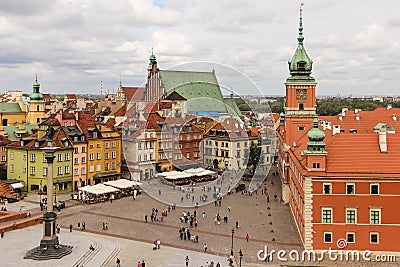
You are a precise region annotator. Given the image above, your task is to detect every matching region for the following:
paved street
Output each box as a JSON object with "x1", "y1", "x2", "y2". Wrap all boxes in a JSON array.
[{"x1": 3, "y1": 170, "x2": 398, "y2": 266}]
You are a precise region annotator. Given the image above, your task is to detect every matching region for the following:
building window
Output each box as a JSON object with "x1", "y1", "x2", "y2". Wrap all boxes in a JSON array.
[
  {"x1": 346, "y1": 208, "x2": 357, "y2": 224},
  {"x1": 74, "y1": 147, "x2": 79, "y2": 154},
  {"x1": 89, "y1": 143, "x2": 94, "y2": 149},
  {"x1": 186, "y1": 143, "x2": 190, "y2": 148},
  {"x1": 346, "y1": 232, "x2": 355, "y2": 243},
  {"x1": 323, "y1": 183, "x2": 331, "y2": 194},
  {"x1": 97, "y1": 142, "x2": 101, "y2": 148},
  {"x1": 105, "y1": 142, "x2": 109, "y2": 148},
  {"x1": 236, "y1": 151, "x2": 240, "y2": 158},
  {"x1": 186, "y1": 153, "x2": 190, "y2": 159},
  {"x1": 322, "y1": 208, "x2": 332, "y2": 223},
  {"x1": 105, "y1": 152, "x2": 109, "y2": 160},
  {"x1": 112, "y1": 151, "x2": 116, "y2": 159},
  {"x1": 65, "y1": 153, "x2": 70, "y2": 161},
  {"x1": 370, "y1": 183, "x2": 379, "y2": 195},
  {"x1": 10, "y1": 164, "x2": 14, "y2": 173},
  {"x1": 346, "y1": 183, "x2": 355, "y2": 194},
  {"x1": 58, "y1": 154, "x2": 62, "y2": 162},
  {"x1": 43, "y1": 167, "x2": 48, "y2": 176},
  {"x1": 370, "y1": 209, "x2": 381, "y2": 224},
  {"x1": 89, "y1": 153, "x2": 94, "y2": 160},
  {"x1": 312, "y1": 162, "x2": 320, "y2": 168},
  {"x1": 23, "y1": 154, "x2": 27, "y2": 161},
  {"x1": 10, "y1": 152, "x2": 14, "y2": 160},
  {"x1": 299, "y1": 103, "x2": 304, "y2": 110},
  {"x1": 324, "y1": 232, "x2": 332, "y2": 243},
  {"x1": 96, "y1": 164, "x2": 101, "y2": 172},
  {"x1": 65, "y1": 166, "x2": 70, "y2": 174},
  {"x1": 96, "y1": 152, "x2": 101, "y2": 160},
  {"x1": 112, "y1": 141, "x2": 116, "y2": 148},
  {"x1": 111, "y1": 162, "x2": 116, "y2": 170},
  {"x1": 105, "y1": 163, "x2": 109, "y2": 171},
  {"x1": 89, "y1": 164, "x2": 94, "y2": 172},
  {"x1": 81, "y1": 146, "x2": 86, "y2": 153},
  {"x1": 81, "y1": 167, "x2": 86, "y2": 174},
  {"x1": 57, "y1": 167, "x2": 62, "y2": 175},
  {"x1": 81, "y1": 157, "x2": 86, "y2": 163},
  {"x1": 23, "y1": 167, "x2": 26, "y2": 174},
  {"x1": 1, "y1": 155, "x2": 6, "y2": 161},
  {"x1": 298, "y1": 126, "x2": 305, "y2": 131},
  {"x1": 74, "y1": 158, "x2": 79, "y2": 164},
  {"x1": 370, "y1": 232, "x2": 379, "y2": 244},
  {"x1": 74, "y1": 168, "x2": 79, "y2": 175},
  {"x1": 30, "y1": 166, "x2": 35, "y2": 175},
  {"x1": 31, "y1": 153, "x2": 36, "y2": 162}
]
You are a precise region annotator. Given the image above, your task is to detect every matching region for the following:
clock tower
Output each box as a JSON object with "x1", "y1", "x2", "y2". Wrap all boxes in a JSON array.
[{"x1": 284, "y1": 6, "x2": 317, "y2": 147}]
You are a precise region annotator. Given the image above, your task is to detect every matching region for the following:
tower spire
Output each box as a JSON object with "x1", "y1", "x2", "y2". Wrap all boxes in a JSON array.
[{"x1": 297, "y1": 3, "x2": 304, "y2": 45}]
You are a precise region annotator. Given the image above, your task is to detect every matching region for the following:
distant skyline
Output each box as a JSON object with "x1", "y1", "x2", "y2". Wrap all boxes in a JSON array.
[{"x1": 0, "y1": 0, "x2": 399, "y2": 96}]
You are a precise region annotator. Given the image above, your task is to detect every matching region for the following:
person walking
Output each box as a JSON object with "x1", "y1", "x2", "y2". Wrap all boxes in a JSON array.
[
  {"x1": 82, "y1": 221, "x2": 86, "y2": 230},
  {"x1": 185, "y1": 256, "x2": 190, "y2": 266},
  {"x1": 246, "y1": 233, "x2": 250, "y2": 242},
  {"x1": 141, "y1": 260, "x2": 146, "y2": 267},
  {"x1": 145, "y1": 215, "x2": 148, "y2": 223},
  {"x1": 69, "y1": 224, "x2": 73, "y2": 233},
  {"x1": 116, "y1": 257, "x2": 120, "y2": 267},
  {"x1": 204, "y1": 242, "x2": 208, "y2": 252},
  {"x1": 137, "y1": 260, "x2": 142, "y2": 267}
]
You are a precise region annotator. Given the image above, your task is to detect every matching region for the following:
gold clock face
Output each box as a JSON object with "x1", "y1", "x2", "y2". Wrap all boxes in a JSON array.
[{"x1": 296, "y1": 89, "x2": 307, "y2": 100}]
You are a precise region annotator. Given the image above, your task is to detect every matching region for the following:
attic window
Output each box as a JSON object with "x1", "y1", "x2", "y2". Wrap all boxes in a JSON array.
[
  {"x1": 297, "y1": 61, "x2": 306, "y2": 71},
  {"x1": 349, "y1": 129, "x2": 357, "y2": 133}
]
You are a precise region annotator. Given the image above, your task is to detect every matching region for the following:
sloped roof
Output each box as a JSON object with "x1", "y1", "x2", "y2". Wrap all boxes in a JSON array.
[
  {"x1": 320, "y1": 107, "x2": 400, "y2": 134},
  {"x1": 114, "y1": 104, "x2": 127, "y2": 117},
  {"x1": 0, "y1": 103, "x2": 24, "y2": 113},
  {"x1": 160, "y1": 70, "x2": 228, "y2": 113},
  {"x1": 122, "y1": 87, "x2": 145, "y2": 102}
]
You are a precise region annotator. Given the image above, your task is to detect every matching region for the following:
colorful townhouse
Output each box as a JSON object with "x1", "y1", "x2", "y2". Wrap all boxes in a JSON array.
[{"x1": 7, "y1": 128, "x2": 73, "y2": 193}]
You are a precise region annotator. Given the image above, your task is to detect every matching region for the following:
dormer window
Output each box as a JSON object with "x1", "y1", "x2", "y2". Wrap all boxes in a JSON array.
[
  {"x1": 93, "y1": 132, "x2": 97, "y2": 138},
  {"x1": 297, "y1": 61, "x2": 306, "y2": 71}
]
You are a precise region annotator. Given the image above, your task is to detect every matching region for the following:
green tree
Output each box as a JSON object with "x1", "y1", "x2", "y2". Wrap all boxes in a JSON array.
[{"x1": 247, "y1": 142, "x2": 261, "y2": 174}]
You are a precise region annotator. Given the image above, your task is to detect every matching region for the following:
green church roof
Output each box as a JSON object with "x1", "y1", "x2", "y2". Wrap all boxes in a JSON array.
[
  {"x1": 29, "y1": 75, "x2": 44, "y2": 101},
  {"x1": 161, "y1": 70, "x2": 230, "y2": 114}
]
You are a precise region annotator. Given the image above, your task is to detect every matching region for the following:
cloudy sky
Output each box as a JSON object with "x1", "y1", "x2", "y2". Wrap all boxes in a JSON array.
[{"x1": 0, "y1": 0, "x2": 399, "y2": 96}]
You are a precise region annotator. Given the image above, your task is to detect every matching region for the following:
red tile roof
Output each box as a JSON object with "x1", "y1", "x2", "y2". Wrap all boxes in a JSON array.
[
  {"x1": 122, "y1": 87, "x2": 145, "y2": 101},
  {"x1": 114, "y1": 104, "x2": 127, "y2": 117}
]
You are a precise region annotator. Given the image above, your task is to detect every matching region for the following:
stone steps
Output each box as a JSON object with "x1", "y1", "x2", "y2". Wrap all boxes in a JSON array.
[{"x1": 24, "y1": 244, "x2": 73, "y2": 260}]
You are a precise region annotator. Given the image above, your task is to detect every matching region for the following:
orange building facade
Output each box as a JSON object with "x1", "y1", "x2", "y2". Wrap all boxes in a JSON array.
[{"x1": 278, "y1": 8, "x2": 400, "y2": 253}]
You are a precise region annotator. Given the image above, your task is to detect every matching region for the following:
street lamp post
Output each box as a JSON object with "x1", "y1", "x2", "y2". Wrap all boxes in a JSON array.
[
  {"x1": 238, "y1": 249, "x2": 243, "y2": 267},
  {"x1": 231, "y1": 228, "x2": 235, "y2": 256}
]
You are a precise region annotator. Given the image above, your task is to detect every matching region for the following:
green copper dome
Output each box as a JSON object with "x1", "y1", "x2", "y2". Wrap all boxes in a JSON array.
[
  {"x1": 29, "y1": 75, "x2": 44, "y2": 101},
  {"x1": 287, "y1": 7, "x2": 314, "y2": 79},
  {"x1": 307, "y1": 117, "x2": 324, "y2": 141}
]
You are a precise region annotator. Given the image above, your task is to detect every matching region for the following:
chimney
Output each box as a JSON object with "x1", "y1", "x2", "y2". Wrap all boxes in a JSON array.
[
  {"x1": 341, "y1": 108, "x2": 348, "y2": 116},
  {"x1": 338, "y1": 114, "x2": 343, "y2": 121},
  {"x1": 392, "y1": 114, "x2": 397, "y2": 121},
  {"x1": 19, "y1": 124, "x2": 25, "y2": 130},
  {"x1": 379, "y1": 129, "x2": 387, "y2": 153},
  {"x1": 355, "y1": 114, "x2": 360, "y2": 121},
  {"x1": 387, "y1": 104, "x2": 392, "y2": 110}
]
